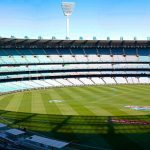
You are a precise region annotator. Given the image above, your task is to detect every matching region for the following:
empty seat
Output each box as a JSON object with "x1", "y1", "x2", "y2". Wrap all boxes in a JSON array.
[
  {"x1": 139, "y1": 77, "x2": 150, "y2": 84},
  {"x1": 132, "y1": 77, "x2": 139, "y2": 84},
  {"x1": 45, "y1": 79, "x2": 63, "y2": 87},
  {"x1": 126, "y1": 77, "x2": 134, "y2": 84},
  {"x1": 139, "y1": 56, "x2": 150, "y2": 62},
  {"x1": 115, "y1": 77, "x2": 127, "y2": 84},
  {"x1": 75, "y1": 55, "x2": 88, "y2": 62},
  {"x1": 33, "y1": 80, "x2": 52, "y2": 88},
  {"x1": 100, "y1": 55, "x2": 113, "y2": 62},
  {"x1": 61, "y1": 55, "x2": 76, "y2": 62},
  {"x1": 87, "y1": 55, "x2": 100, "y2": 62},
  {"x1": 91, "y1": 77, "x2": 105, "y2": 84},
  {"x1": 79, "y1": 78, "x2": 94, "y2": 85},
  {"x1": 55, "y1": 79, "x2": 73, "y2": 86},
  {"x1": 67, "y1": 78, "x2": 83, "y2": 86},
  {"x1": 103, "y1": 77, "x2": 116, "y2": 84}
]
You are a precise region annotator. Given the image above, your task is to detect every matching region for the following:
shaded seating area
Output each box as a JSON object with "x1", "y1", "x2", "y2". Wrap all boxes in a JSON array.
[{"x1": 0, "y1": 123, "x2": 70, "y2": 150}]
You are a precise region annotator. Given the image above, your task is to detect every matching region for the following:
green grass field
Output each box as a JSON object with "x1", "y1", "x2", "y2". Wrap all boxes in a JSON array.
[
  {"x1": 0, "y1": 85, "x2": 150, "y2": 150},
  {"x1": 0, "y1": 85, "x2": 150, "y2": 116}
]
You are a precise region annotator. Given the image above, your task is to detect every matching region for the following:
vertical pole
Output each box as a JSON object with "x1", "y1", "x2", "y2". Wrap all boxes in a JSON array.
[{"x1": 66, "y1": 16, "x2": 69, "y2": 38}]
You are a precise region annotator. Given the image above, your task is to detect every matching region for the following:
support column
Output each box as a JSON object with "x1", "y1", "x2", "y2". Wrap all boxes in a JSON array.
[{"x1": 66, "y1": 16, "x2": 70, "y2": 38}]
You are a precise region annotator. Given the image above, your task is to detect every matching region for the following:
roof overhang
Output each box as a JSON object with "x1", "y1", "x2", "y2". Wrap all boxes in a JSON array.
[{"x1": 0, "y1": 38, "x2": 150, "y2": 48}]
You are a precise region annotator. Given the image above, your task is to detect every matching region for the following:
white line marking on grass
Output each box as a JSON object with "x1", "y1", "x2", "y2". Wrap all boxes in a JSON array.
[{"x1": 49, "y1": 100, "x2": 64, "y2": 103}]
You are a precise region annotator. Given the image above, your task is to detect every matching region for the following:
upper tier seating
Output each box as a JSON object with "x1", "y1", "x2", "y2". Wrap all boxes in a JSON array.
[
  {"x1": 111, "y1": 49, "x2": 125, "y2": 62},
  {"x1": 0, "y1": 48, "x2": 150, "y2": 64}
]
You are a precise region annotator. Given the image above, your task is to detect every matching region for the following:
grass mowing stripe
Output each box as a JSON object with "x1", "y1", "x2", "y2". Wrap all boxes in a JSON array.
[
  {"x1": 97, "y1": 85, "x2": 150, "y2": 116},
  {"x1": 116, "y1": 86, "x2": 150, "y2": 105},
  {"x1": 84, "y1": 86, "x2": 120, "y2": 101},
  {"x1": 0, "y1": 95, "x2": 14, "y2": 110},
  {"x1": 50, "y1": 88, "x2": 79, "y2": 115},
  {"x1": 128, "y1": 85, "x2": 150, "y2": 92},
  {"x1": 18, "y1": 91, "x2": 32, "y2": 113},
  {"x1": 0, "y1": 95, "x2": 7, "y2": 101},
  {"x1": 5, "y1": 93, "x2": 23, "y2": 112},
  {"x1": 40, "y1": 91, "x2": 62, "y2": 115},
  {"x1": 115, "y1": 85, "x2": 149, "y2": 95},
  {"x1": 58, "y1": 87, "x2": 97, "y2": 116},
  {"x1": 84, "y1": 105, "x2": 112, "y2": 116},
  {"x1": 86, "y1": 87, "x2": 124, "y2": 116},
  {"x1": 78, "y1": 86, "x2": 114, "y2": 116},
  {"x1": 100, "y1": 104, "x2": 131, "y2": 116},
  {"x1": 31, "y1": 91, "x2": 46, "y2": 114},
  {"x1": 56, "y1": 87, "x2": 95, "y2": 115}
]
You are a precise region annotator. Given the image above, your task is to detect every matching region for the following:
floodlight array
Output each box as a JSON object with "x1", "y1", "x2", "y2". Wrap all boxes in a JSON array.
[{"x1": 62, "y1": 2, "x2": 75, "y2": 16}]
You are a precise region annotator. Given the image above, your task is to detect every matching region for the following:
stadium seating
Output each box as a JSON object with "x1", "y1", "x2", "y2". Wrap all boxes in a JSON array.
[
  {"x1": 91, "y1": 77, "x2": 105, "y2": 84},
  {"x1": 79, "y1": 78, "x2": 94, "y2": 85},
  {"x1": 0, "y1": 42, "x2": 150, "y2": 93},
  {"x1": 67, "y1": 78, "x2": 83, "y2": 86},
  {"x1": 139, "y1": 77, "x2": 150, "y2": 84},
  {"x1": 115, "y1": 77, "x2": 127, "y2": 84},
  {"x1": 103, "y1": 77, "x2": 116, "y2": 84},
  {"x1": 55, "y1": 79, "x2": 73, "y2": 86},
  {"x1": 132, "y1": 77, "x2": 140, "y2": 84}
]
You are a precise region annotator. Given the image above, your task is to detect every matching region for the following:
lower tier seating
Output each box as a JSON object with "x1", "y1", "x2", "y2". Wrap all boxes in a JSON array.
[{"x1": 0, "y1": 77, "x2": 149, "y2": 93}]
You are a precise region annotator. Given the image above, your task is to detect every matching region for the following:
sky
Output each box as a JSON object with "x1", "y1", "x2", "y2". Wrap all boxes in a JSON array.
[{"x1": 0, "y1": 0, "x2": 150, "y2": 40}]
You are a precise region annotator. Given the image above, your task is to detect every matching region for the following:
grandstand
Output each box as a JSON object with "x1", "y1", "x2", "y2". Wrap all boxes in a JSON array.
[{"x1": 0, "y1": 38, "x2": 150, "y2": 93}]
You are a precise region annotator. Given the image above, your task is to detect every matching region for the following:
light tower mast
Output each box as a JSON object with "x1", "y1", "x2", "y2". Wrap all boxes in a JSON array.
[{"x1": 61, "y1": 1, "x2": 75, "y2": 39}]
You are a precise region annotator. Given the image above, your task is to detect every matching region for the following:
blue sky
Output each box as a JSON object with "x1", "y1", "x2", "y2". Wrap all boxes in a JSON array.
[{"x1": 0, "y1": 0, "x2": 150, "y2": 40}]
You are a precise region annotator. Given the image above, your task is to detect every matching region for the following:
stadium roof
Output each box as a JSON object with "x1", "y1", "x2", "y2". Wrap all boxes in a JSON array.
[
  {"x1": 0, "y1": 123, "x2": 7, "y2": 128},
  {"x1": 0, "y1": 38, "x2": 150, "y2": 48},
  {"x1": 6, "y1": 129, "x2": 25, "y2": 136},
  {"x1": 26, "y1": 135, "x2": 69, "y2": 148}
]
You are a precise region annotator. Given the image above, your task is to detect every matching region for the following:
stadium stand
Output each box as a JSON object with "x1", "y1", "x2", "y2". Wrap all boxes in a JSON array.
[
  {"x1": 0, "y1": 38, "x2": 150, "y2": 93},
  {"x1": 103, "y1": 77, "x2": 116, "y2": 84},
  {"x1": 0, "y1": 123, "x2": 69, "y2": 150}
]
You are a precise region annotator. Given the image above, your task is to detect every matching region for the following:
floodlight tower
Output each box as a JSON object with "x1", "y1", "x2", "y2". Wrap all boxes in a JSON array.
[{"x1": 61, "y1": 1, "x2": 75, "y2": 39}]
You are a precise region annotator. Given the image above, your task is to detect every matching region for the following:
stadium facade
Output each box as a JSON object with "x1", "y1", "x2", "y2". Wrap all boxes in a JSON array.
[{"x1": 0, "y1": 38, "x2": 150, "y2": 94}]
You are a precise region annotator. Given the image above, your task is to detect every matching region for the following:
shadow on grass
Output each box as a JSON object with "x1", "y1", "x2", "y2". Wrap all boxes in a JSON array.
[{"x1": 0, "y1": 110, "x2": 150, "y2": 150}]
